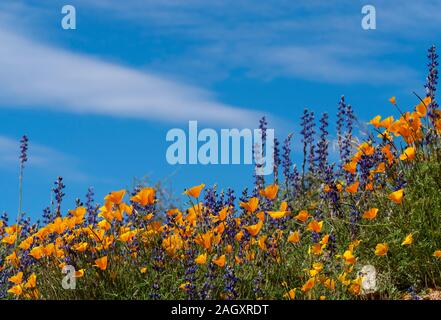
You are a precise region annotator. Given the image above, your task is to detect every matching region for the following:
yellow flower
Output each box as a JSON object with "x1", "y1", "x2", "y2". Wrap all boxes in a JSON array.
[
  {"x1": 75, "y1": 269, "x2": 85, "y2": 278},
  {"x1": 324, "y1": 278, "x2": 336, "y2": 290},
  {"x1": 309, "y1": 243, "x2": 323, "y2": 255},
  {"x1": 389, "y1": 96, "x2": 396, "y2": 104},
  {"x1": 306, "y1": 220, "x2": 323, "y2": 233},
  {"x1": 267, "y1": 210, "x2": 287, "y2": 219},
  {"x1": 345, "y1": 181, "x2": 359, "y2": 194},
  {"x1": 433, "y1": 250, "x2": 441, "y2": 258},
  {"x1": 5, "y1": 251, "x2": 20, "y2": 267},
  {"x1": 239, "y1": 197, "x2": 259, "y2": 213},
  {"x1": 342, "y1": 250, "x2": 356, "y2": 265},
  {"x1": 301, "y1": 278, "x2": 315, "y2": 293},
  {"x1": 19, "y1": 236, "x2": 34, "y2": 250},
  {"x1": 140, "y1": 267, "x2": 148, "y2": 274},
  {"x1": 73, "y1": 242, "x2": 89, "y2": 252},
  {"x1": 401, "y1": 233, "x2": 413, "y2": 246},
  {"x1": 69, "y1": 206, "x2": 87, "y2": 218},
  {"x1": 256, "y1": 211, "x2": 265, "y2": 222},
  {"x1": 343, "y1": 161, "x2": 357, "y2": 174},
  {"x1": 194, "y1": 231, "x2": 213, "y2": 250},
  {"x1": 415, "y1": 96, "x2": 431, "y2": 117},
  {"x1": 339, "y1": 272, "x2": 351, "y2": 286},
  {"x1": 369, "y1": 115, "x2": 382, "y2": 128},
  {"x1": 259, "y1": 184, "x2": 279, "y2": 200},
  {"x1": 179, "y1": 282, "x2": 191, "y2": 291},
  {"x1": 2, "y1": 234, "x2": 17, "y2": 245},
  {"x1": 29, "y1": 246, "x2": 44, "y2": 260},
  {"x1": 349, "y1": 277, "x2": 363, "y2": 295},
  {"x1": 104, "y1": 189, "x2": 126, "y2": 205},
  {"x1": 211, "y1": 206, "x2": 229, "y2": 222},
  {"x1": 195, "y1": 253, "x2": 208, "y2": 265},
  {"x1": 212, "y1": 255, "x2": 226, "y2": 268},
  {"x1": 380, "y1": 116, "x2": 394, "y2": 129},
  {"x1": 312, "y1": 262, "x2": 323, "y2": 272},
  {"x1": 244, "y1": 221, "x2": 263, "y2": 237},
  {"x1": 375, "y1": 243, "x2": 389, "y2": 256},
  {"x1": 8, "y1": 272, "x2": 23, "y2": 285},
  {"x1": 97, "y1": 219, "x2": 111, "y2": 230},
  {"x1": 362, "y1": 208, "x2": 379, "y2": 220},
  {"x1": 399, "y1": 146, "x2": 416, "y2": 161},
  {"x1": 119, "y1": 230, "x2": 137, "y2": 243},
  {"x1": 284, "y1": 288, "x2": 296, "y2": 300},
  {"x1": 294, "y1": 210, "x2": 310, "y2": 222},
  {"x1": 24, "y1": 273, "x2": 37, "y2": 289},
  {"x1": 258, "y1": 236, "x2": 267, "y2": 251},
  {"x1": 320, "y1": 234, "x2": 329, "y2": 246},
  {"x1": 288, "y1": 231, "x2": 300, "y2": 243},
  {"x1": 183, "y1": 184, "x2": 205, "y2": 198},
  {"x1": 94, "y1": 256, "x2": 108, "y2": 271},
  {"x1": 388, "y1": 189, "x2": 404, "y2": 204},
  {"x1": 130, "y1": 187, "x2": 156, "y2": 206},
  {"x1": 7, "y1": 285, "x2": 23, "y2": 296},
  {"x1": 162, "y1": 234, "x2": 184, "y2": 255}
]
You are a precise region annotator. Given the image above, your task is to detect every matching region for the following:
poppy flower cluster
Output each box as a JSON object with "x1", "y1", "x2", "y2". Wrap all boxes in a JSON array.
[{"x1": 0, "y1": 47, "x2": 440, "y2": 300}]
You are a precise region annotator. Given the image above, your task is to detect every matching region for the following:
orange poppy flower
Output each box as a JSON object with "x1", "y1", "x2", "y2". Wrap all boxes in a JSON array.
[{"x1": 184, "y1": 184, "x2": 205, "y2": 198}]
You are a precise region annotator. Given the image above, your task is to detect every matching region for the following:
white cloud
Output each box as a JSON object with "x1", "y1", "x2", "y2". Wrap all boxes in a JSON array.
[
  {"x1": 70, "y1": 0, "x2": 438, "y2": 85},
  {"x1": 259, "y1": 45, "x2": 418, "y2": 84},
  {"x1": 0, "y1": 26, "x2": 262, "y2": 127}
]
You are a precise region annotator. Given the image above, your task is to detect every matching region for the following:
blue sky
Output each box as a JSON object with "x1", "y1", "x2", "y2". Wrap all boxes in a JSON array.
[{"x1": 0, "y1": 0, "x2": 440, "y2": 220}]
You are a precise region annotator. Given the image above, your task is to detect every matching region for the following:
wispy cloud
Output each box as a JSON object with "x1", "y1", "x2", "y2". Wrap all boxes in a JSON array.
[
  {"x1": 0, "y1": 135, "x2": 88, "y2": 182},
  {"x1": 71, "y1": 0, "x2": 439, "y2": 85},
  {"x1": 0, "y1": 23, "x2": 262, "y2": 127}
]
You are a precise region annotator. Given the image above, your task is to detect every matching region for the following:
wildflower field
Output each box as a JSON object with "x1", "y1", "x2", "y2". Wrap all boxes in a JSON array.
[{"x1": 1, "y1": 47, "x2": 441, "y2": 301}]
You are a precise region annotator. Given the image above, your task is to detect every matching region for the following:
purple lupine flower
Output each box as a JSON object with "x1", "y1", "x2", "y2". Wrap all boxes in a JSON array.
[
  {"x1": 349, "y1": 209, "x2": 361, "y2": 236},
  {"x1": 42, "y1": 206, "x2": 53, "y2": 224},
  {"x1": 342, "y1": 104, "x2": 356, "y2": 164},
  {"x1": 150, "y1": 246, "x2": 165, "y2": 299},
  {"x1": 273, "y1": 137, "x2": 280, "y2": 183},
  {"x1": 239, "y1": 188, "x2": 249, "y2": 205},
  {"x1": 259, "y1": 116, "x2": 268, "y2": 143},
  {"x1": 52, "y1": 176, "x2": 66, "y2": 217},
  {"x1": 282, "y1": 134, "x2": 293, "y2": 185},
  {"x1": 337, "y1": 96, "x2": 346, "y2": 161},
  {"x1": 183, "y1": 248, "x2": 198, "y2": 299},
  {"x1": 223, "y1": 265, "x2": 239, "y2": 300},
  {"x1": 338, "y1": 96, "x2": 356, "y2": 181},
  {"x1": 19, "y1": 135, "x2": 29, "y2": 169},
  {"x1": 425, "y1": 45, "x2": 439, "y2": 122},
  {"x1": 300, "y1": 109, "x2": 310, "y2": 183},
  {"x1": 408, "y1": 286, "x2": 422, "y2": 300},
  {"x1": 252, "y1": 270, "x2": 264, "y2": 299},
  {"x1": 291, "y1": 164, "x2": 301, "y2": 197},
  {"x1": 150, "y1": 283, "x2": 161, "y2": 300},
  {"x1": 204, "y1": 186, "x2": 218, "y2": 212},
  {"x1": 1, "y1": 211, "x2": 8, "y2": 226},
  {"x1": 316, "y1": 113, "x2": 329, "y2": 176},
  {"x1": 328, "y1": 232, "x2": 337, "y2": 256},
  {"x1": 323, "y1": 164, "x2": 341, "y2": 217},
  {"x1": 307, "y1": 111, "x2": 316, "y2": 173},
  {"x1": 225, "y1": 188, "x2": 235, "y2": 211},
  {"x1": 85, "y1": 187, "x2": 97, "y2": 225},
  {"x1": 200, "y1": 262, "x2": 216, "y2": 299}
]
